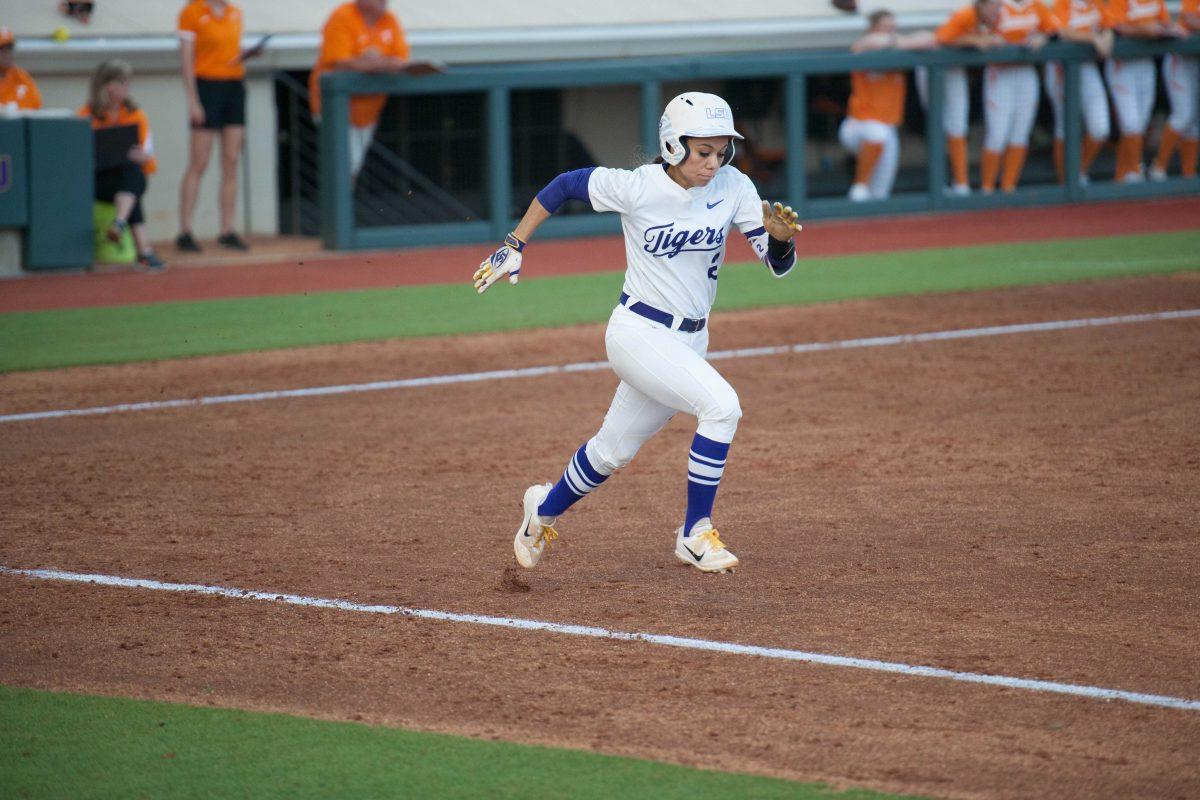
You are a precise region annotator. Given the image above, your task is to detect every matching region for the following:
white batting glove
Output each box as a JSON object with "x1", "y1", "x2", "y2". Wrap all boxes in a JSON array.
[{"x1": 473, "y1": 233, "x2": 526, "y2": 294}]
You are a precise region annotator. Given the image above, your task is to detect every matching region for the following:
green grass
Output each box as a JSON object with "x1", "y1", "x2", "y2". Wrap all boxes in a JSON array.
[
  {"x1": 0, "y1": 230, "x2": 1196, "y2": 372},
  {"x1": 0, "y1": 685, "x2": 917, "y2": 800}
]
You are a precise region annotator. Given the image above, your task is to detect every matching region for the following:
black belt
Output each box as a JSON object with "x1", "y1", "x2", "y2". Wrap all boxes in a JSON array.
[{"x1": 619, "y1": 293, "x2": 706, "y2": 333}]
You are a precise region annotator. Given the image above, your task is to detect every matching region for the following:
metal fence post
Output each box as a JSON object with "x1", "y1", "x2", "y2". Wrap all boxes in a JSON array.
[
  {"x1": 319, "y1": 74, "x2": 353, "y2": 250},
  {"x1": 926, "y1": 64, "x2": 946, "y2": 211},
  {"x1": 784, "y1": 73, "x2": 807, "y2": 213},
  {"x1": 1062, "y1": 58, "x2": 1083, "y2": 201},
  {"x1": 488, "y1": 86, "x2": 512, "y2": 240},
  {"x1": 641, "y1": 81, "x2": 661, "y2": 161}
]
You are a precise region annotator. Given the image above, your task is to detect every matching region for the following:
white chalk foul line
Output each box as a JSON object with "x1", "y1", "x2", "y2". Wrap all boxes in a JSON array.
[
  {"x1": 3, "y1": 565, "x2": 1197, "y2": 712},
  {"x1": 3, "y1": 308, "x2": 1198, "y2": 425}
]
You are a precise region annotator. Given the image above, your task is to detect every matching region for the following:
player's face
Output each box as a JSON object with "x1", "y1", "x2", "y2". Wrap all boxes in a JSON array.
[
  {"x1": 0, "y1": 45, "x2": 13, "y2": 70},
  {"x1": 357, "y1": 0, "x2": 388, "y2": 17},
  {"x1": 104, "y1": 77, "x2": 130, "y2": 107},
  {"x1": 676, "y1": 136, "x2": 731, "y2": 188},
  {"x1": 977, "y1": 0, "x2": 1001, "y2": 27},
  {"x1": 874, "y1": 14, "x2": 897, "y2": 33}
]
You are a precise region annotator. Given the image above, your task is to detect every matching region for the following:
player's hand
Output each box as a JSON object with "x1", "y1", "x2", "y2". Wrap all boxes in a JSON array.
[
  {"x1": 127, "y1": 146, "x2": 151, "y2": 165},
  {"x1": 761, "y1": 201, "x2": 802, "y2": 241},
  {"x1": 1094, "y1": 29, "x2": 1115, "y2": 59},
  {"x1": 473, "y1": 233, "x2": 526, "y2": 294},
  {"x1": 188, "y1": 99, "x2": 205, "y2": 127},
  {"x1": 1025, "y1": 32, "x2": 1047, "y2": 50}
]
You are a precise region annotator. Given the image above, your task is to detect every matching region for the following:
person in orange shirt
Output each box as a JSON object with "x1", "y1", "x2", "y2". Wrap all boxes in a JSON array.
[
  {"x1": 1043, "y1": 0, "x2": 1114, "y2": 184},
  {"x1": 1105, "y1": 0, "x2": 1180, "y2": 181},
  {"x1": 920, "y1": 0, "x2": 1006, "y2": 195},
  {"x1": 0, "y1": 28, "x2": 42, "y2": 111},
  {"x1": 840, "y1": 10, "x2": 936, "y2": 201},
  {"x1": 177, "y1": 0, "x2": 256, "y2": 252},
  {"x1": 310, "y1": 0, "x2": 411, "y2": 179},
  {"x1": 1150, "y1": 0, "x2": 1199, "y2": 179},
  {"x1": 79, "y1": 60, "x2": 165, "y2": 270}
]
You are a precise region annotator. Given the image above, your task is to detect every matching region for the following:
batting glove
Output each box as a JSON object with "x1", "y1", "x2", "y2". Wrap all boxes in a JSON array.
[{"x1": 473, "y1": 233, "x2": 526, "y2": 294}]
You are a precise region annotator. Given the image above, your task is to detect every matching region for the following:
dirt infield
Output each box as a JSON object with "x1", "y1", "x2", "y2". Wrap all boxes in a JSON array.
[
  {"x1": 2, "y1": 273, "x2": 1199, "y2": 799},
  {"x1": 2, "y1": 195, "x2": 1198, "y2": 314}
]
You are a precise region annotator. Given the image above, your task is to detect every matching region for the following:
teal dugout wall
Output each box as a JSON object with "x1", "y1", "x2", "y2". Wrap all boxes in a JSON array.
[
  {"x1": 320, "y1": 36, "x2": 1200, "y2": 251},
  {"x1": 0, "y1": 119, "x2": 29, "y2": 230}
]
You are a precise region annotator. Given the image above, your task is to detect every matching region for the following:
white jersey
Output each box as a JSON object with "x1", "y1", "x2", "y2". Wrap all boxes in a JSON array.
[{"x1": 587, "y1": 163, "x2": 788, "y2": 320}]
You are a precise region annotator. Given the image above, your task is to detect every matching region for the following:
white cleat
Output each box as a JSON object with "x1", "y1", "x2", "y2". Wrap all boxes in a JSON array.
[
  {"x1": 1148, "y1": 165, "x2": 1168, "y2": 183},
  {"x1": 848, "y1": 183, "x2": 872, "y2": 202},
  {"x1": 675, "y1": 520, "x2": 739, "y2": 573},
  {"x1": 514, "y1": 483, "x2": 558, "y2": 568},
  {"x1": 947, "y1": 183, "x2": 970, "y2": 197}
]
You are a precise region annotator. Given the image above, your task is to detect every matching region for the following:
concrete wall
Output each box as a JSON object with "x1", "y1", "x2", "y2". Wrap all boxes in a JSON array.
[{"x1": 33, "y1": 71, "x2": 277, "y2": 243}]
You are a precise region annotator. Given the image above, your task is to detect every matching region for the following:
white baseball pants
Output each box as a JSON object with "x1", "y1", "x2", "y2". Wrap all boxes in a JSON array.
[
  {"x1": 983, "y1": 64, "x2": 1040, "y2": 151},
  {"x1": 1043, "y1": 61, "x2": 1111, "y2": 140},
  {"x1": 838, "y1": 117, "x2": 900, "y2": 198},
  {"x1": 915, "y1": 66, "x2": 970, "y2": 137},
  {"x1": 1163, "y1": 53, "x2": 1200, "y2": 138},
  {"x1": 1105, "y1": 58, "x2": 1157, "y2": 135},
  {"x1": 587, "y1": 304, "x2": 741, "y2": 475}
]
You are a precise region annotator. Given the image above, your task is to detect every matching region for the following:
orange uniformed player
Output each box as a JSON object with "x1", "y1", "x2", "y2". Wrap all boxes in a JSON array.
[
  {"x1": 0, "y1": 28, "x2": 42, "y2": 111},
  {"x1": 176, "y1": 0, "x2": 256, "y2": 252},
  {"x1": 1150, "y1": 0, "x2": 1198, "y2": 179},
  {"x1": 1105, "y1": 0, "x2": 1178, "y2": 181},
  {"x1": 1043, "y1": 0, "x2": 1114, "y2": 183},
  {"x1": 78, "y1": 60, "x2": 165, "y2": 270},
  {"x1": 839, "y1": 10, "x2": 936, "y2": 201},
  {"x1": 926, "y1": 0, "x2": 1005, "y2": 195},
  {"x1": 310, "y1": 0, "x2": 411, "y2": 179}
]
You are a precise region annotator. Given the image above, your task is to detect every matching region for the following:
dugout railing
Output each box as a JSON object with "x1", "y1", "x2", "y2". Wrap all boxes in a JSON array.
[{"x1": 319, "y1": 37, "x2": 1200, "y2": 251}]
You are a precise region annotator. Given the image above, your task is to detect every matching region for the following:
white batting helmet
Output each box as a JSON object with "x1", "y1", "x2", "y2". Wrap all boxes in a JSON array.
[{"x1": 658, "y1": 92, "x2": 743, "y2": 167}]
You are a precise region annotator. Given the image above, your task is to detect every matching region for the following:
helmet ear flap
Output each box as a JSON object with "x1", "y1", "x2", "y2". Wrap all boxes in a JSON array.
[{"x1": 722, "y1": 140, "x2": 736, "y2": 167}]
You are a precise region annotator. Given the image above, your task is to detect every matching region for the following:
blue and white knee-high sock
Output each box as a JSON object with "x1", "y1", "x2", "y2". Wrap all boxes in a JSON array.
[
  {"x1": 538, "y1": 442, "x2": 610, "y2": 518},
  {"x1": 684, "y1": 433, "x2": 730, "y2": 535}
]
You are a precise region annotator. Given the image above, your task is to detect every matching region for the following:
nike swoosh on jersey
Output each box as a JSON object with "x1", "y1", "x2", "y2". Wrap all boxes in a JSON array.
[{"x1": 706, "y1": 199, "x2": 724, "y2": 209}]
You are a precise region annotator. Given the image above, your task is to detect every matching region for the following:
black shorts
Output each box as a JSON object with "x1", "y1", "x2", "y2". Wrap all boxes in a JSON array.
[
  {"x1": 195, "y1": 78, "x2": 246, "y2": 130},
  {"x1": 95, "y1": 163, "x2": 147, "y2": 225}
]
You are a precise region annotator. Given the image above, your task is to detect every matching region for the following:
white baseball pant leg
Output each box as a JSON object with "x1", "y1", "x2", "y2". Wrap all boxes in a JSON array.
[
  {"x1": 915, "y1": 66, "x2": 970, "y2": 137},
  {"x1": 1105, "y1": 58, "x2": 1157, "y2": 134},
  {"x1": 1163, "y1": 53, "x2": 1200, "y2": 138},
  {"x1": 838, "y1": 118, "x2": 900, "y2": 198},
  {"x1": 1044, "y1": 61, "x2": 1110, "y2": 140},
  {"x1": 348, "y1": 123, "x2": 378, "y2": 179},
  {"x1": 983, "y1": 64, "x2": 1040, "y2": 151},
  {"x1": 587, "y1": 305, "x2": 741, "y2": 476}
]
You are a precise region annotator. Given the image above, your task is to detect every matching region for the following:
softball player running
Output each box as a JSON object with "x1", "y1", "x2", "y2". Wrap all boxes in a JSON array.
[
  {"x1": 974, "y1": 0, "x2": 1059, "y2": 193},
  {"x1": 473, "y1": 92, "x2": 802, "y2": 573},
  {"x1": 1106, "y1": 0, "x2": 1177, "y2": 182},
  {"x1": 841, "y1": 10, "x2": 936, "y2": 201},
  {"x1": 1044, "y1": 0, "x2": 1114, "y2": 183},
  {"x1": 920, "y1": 0, "x2": 1006, "y2": 195},
  {"x1": 1150, "y1": 0, "x2": 1199, "y2": 179}
]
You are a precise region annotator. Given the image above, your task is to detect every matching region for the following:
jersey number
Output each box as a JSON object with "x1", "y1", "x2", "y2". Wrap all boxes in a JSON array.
[{"x1": 707, "y1": 252, "x2": 720, "y2": 281}]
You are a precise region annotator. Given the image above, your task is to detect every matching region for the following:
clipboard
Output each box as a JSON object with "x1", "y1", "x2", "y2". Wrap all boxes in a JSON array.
[
  {"x1": 93, "y1": 124, "x2": 139, "y2": 171},
  {"x1": 239, "y1": 33, "x2": 273, "y2": 63}
]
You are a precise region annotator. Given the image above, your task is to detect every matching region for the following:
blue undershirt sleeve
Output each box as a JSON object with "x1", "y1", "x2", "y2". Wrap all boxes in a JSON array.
[{"x1": 535, "y1": 167, "x2": 598, "y2": 214}]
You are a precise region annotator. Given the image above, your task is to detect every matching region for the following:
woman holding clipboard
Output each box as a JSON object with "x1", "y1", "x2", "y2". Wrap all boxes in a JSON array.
[{"x1": 78, "y1": 60, "x2": 165, "y2": 270}]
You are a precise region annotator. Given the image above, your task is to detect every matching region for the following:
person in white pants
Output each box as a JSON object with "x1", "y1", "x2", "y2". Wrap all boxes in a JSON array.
[
  {"x1": 472, "y1": 92, "x2": 802, "y2": 574},
  {"x1": 1150, "y1": 0, "x2": 1200, "y2": 179},
  {"x1": 1043, "y1": 0, "x2": 1115, "y2": 184},
  {"x1": 840, "y1": 10, "x2": 936, "y2": 200},
  {"x1": 1105, "y1": 0, "x2": 1180, "y2": 182}
]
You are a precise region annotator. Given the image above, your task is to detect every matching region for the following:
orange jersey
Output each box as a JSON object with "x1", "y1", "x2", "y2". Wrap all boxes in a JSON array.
[
  {"x1": 178, "y1": 0, "x2": 245, "y2": 81},
  {"x1": 78, "y1": 103, "x2": 158, "y2": 176},
  {"x1": 310, "y1": 2, "x2": 410, "y2": 128},
  {"x1": 848, "y1": 70, "x2": 906, "y2": 126},
  {"x1": 0, "y1": 66, "x2": 42, "y2": 110},
  {"x1": 995, "y1": 0, "x2": 1059, "y2": 43},
  {"x1": 1180, "y1": 0, "x2": 1199, "y2": 32},
  {"x1": 1052, "y1": 0, "x2": 1113, "y2": 32},
  {"x1": 1107, "y1": 0, "x2": 1169, "y2": 28},
  {"x1": 937, "y1": 6, "x2": 993, "y2": 43}
]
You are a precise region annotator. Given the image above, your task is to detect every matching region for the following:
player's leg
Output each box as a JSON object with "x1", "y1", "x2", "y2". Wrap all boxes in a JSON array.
[
  {"x1": 349, "y1": 123, "x2": 378, "y2": 181},
  {"x1": 868, "y1": 124, "x2": 900, "y2": 199},
  {"x1": 838, "y1": 118, "x2": 872, "y2": 201},
  {"x1": 1000, "y1": 66, "x2": 1038, "y2": 192},
  {"x1": 1081, "y1": 63, "x2": 1110, "y2": 179},
  {"x1": 218, "y1": 124, "x2": 246, "y2": 246},
  {"x1": 1106, "y1": 59, "x2": 1140, "y2": 181},
  {"x1": 981, "y1": 66, "x2": 1008, "y2": 193},
  {"x1": 1154, "y1": 54, "x2": 1198, "y2": 179},
  {"x1": 1125, "y1": 59, "x2": 1156, "y2": 181},
  {"x1": 178, "y1": 128, "x2": 214, "y2": 248},
  {"x1": 945, "y1": 68, "x2": 970, "y2": 192},
  {"x1": 1044, "y1": 62, "x2": 1066, "y2": 182}
]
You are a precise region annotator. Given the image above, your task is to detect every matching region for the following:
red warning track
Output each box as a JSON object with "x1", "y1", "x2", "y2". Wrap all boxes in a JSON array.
[{"x1": 1, "y1": 196, "x2": 1197, "y2": 314}]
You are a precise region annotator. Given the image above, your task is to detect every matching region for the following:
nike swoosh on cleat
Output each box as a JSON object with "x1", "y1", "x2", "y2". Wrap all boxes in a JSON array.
[
  {"x1": 685, "y1": 546, "x2": 704, "y2": 562},
  {"x1": 706, "y1": 200, "x2": 724, "y2": 209}
]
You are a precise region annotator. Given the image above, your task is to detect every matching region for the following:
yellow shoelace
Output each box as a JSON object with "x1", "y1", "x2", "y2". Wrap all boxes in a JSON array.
[
  {"x1": 694, "y1": 529, "x2": 726, "y2": 552},
  {"x1": 537, "y1": 524, "x2": 559, "y2": 549}
]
